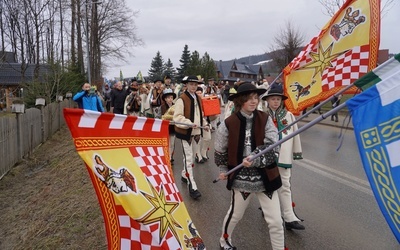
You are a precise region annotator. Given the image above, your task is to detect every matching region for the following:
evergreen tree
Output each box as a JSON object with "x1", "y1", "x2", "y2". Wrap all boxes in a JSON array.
[
  {"x1": 176, "y1": 44, "x2": 191, "y2": 80},
  {"x1": 201, "y1": 52, "x2": 217, "y2": 81},
  {"x1": 187, "y1": 51, "x2": 202, "y2": 77},
  {"x1": 163, "y1": 58, "x2": 177, "y2": 82},
  {"x1": 148, "y1": 51, "x2": 165, "y2": 82}
]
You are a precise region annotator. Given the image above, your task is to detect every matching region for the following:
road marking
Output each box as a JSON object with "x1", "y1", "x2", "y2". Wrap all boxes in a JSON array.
[{"x1": 296, "y1": 158, "x2": 373, "y2": 196}]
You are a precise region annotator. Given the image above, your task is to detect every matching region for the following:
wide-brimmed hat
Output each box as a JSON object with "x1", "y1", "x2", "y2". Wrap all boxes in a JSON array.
[
  {"x1": 181, "y1": 75, "x2": 199, "y2": 84},
  {"x1": 228, "y1": 82, "x2": 266, "y2": 101},
  {"x1": 262, "y1": 86, "x2": 288, "y2": 100},
  {"x1": 162, "y1": 88, "x2": 176, "y2": 100}
]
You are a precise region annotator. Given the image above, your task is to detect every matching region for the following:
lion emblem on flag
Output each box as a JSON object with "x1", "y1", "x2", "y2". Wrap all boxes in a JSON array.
[
  {"x1": 93, "y1": 155, "x2": 137, "y2": 194},
  {"x1": 290, "y1": 79, "x2": 316, "y2": 101}
]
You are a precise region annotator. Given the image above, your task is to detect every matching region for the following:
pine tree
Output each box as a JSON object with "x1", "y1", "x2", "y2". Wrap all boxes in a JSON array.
[
  {"x1": 163, "y1": 58, "x2": 177, "y2": 82},
  {"x1": 176, "y1": 44, "x2": 191, "y2": 80},
  {"x1": 187, "y1": 51, "x2": 202, "y2": 77},
  {"x1": 148, "y1": 51, "x2": 165, "y2": 82},
  {"x1": 201, "y1": 52, "x2": 217, "y2": 81}
]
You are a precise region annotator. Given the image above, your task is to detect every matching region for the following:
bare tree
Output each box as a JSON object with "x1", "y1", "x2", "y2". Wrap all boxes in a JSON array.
[
  {"x1": 270, "y1": 20, "x2": 305, "y2": 72},
  {"x1": 0, "y1": 0, "x2": 142, "y2": 106},
  {"x1": 319, "y1": 0, "x2": 395, "y2": 18}
]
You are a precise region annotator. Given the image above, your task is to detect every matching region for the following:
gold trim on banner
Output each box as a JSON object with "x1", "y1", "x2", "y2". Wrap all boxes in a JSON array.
[
  {"x1": 74, "y1": 137, "x2": 168, "y2": 150},
  {"x1": 88, "y1": 166, "x2": 120, "y2": 249}
]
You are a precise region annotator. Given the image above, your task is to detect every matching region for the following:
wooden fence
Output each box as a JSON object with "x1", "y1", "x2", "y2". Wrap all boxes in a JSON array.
[{"x1": 0, "y1": 99, "x2": 73, "y2": 179}]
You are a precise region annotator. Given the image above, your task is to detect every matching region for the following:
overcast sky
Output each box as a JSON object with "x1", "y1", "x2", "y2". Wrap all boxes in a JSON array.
[{"x1": 105, "y1": 0, "x2": 400, "y2": 79}]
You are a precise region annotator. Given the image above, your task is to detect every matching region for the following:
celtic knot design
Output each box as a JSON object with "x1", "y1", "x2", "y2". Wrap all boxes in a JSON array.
[{"x1": 368, "y1": 148, "x2": 400, "y2": 227}]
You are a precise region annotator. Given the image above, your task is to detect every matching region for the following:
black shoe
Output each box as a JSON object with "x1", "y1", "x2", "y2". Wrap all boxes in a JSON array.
[
  {"x1": 335, "y1": 119, "x2": 339, "y2": 122},
  {"x1": 201, "y1": 156, "x2": 208, "y2": 162},
  {"x1": 195, "y1": 155, "x2": 205, "y2": 164},
  {"x1": 189, "y1": 189, "x2": 201, "y2": 199},
  {"x1": 285, "y1": 221, "x2": 305, "y2": 230},
  {"x1": 220, "y1": 244, "x2": 237, "y2": 250},
  {"x1": 181, "y1": 176, "x2": 188, "y2": 184}
]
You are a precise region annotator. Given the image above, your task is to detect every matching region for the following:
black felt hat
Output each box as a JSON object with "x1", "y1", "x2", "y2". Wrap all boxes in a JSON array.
[
  {"x1": 228, "y1": 82, "x2": 266, "y2": 101},
  {"x1": 181, "y1": 75, "x2": 199, "y2": 84},
  {"x1": 262, "y1": 86, "x2": 288, "y2": 100}
]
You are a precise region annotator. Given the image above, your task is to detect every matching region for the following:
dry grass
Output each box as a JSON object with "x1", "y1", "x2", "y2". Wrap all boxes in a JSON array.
[{"x1": 0, "y1": 127, "x2": 107, "y2": 250}]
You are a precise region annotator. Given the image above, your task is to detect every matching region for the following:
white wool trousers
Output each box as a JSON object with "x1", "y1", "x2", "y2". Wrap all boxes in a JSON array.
[
  {"x1": 277, "y1": 167, "x2": 301, "y2": 222},
  {"x1": 179, "y1": 137, "x2": 200, "y2": 190},
  {"x1": 220, "y1": 189, "x2": 284, "y2": 250}
]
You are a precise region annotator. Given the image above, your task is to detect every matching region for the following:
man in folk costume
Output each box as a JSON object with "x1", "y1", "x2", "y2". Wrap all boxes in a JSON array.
[
  {"x1": 214, "y1": 83, "x2": 284, "y2": 250},
  {"x1": 160, "y1": 88, "x2": 177, "y2": 165},
  {"x1": 262, "y1": 86, "x2": 305, "y2": 230},
  {"x1": 138, "y1": 82, "x2": 150, "y2": 117},
  {"x1": 173, "y1": 75, "x2": 210, "y2": 199},
  {"x1": 124, "y1": 80, "x2": 141, "y2": 116},
  {"x1": 150, "y1": 79, "x2": 164, "y2": 118}
]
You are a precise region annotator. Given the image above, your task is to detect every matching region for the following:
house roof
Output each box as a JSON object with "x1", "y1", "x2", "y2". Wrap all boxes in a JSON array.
[
  {"x1": 215, "y1": 60, "x2": 262, "y2": 82},
  {"x1": 0, "y1": 63, "x2": 51, "y2": 86}
]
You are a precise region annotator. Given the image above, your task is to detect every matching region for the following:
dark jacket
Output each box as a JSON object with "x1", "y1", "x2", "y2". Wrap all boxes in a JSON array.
[{"x1": 224, "y1": 110, "x2": 281, "y2": 192}]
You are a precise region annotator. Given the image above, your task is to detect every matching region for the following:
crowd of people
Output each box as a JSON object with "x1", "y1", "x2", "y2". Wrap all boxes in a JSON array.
[{"x1": 72, "y1": 76, "x2": 305, "y2": 250}]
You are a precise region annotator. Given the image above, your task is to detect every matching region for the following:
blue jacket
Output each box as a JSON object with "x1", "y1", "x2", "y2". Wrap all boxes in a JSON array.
[{"x1": 73, "y1": 91, "x2": 104, "y2": 112}]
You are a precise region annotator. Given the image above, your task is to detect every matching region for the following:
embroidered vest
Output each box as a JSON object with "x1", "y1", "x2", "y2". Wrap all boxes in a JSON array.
[
  {"x1": 224, "y1": 110, "x2": 281, "y2": 192},
  {"x1": 174, "y1": 92, "x2": 204, "y2": 141}
]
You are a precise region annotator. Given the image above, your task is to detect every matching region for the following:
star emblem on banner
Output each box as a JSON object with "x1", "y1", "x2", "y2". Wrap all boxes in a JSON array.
[
  {"x1": 138, "y1": 180, "x2": 182, "y2": 243},
  {"x1": 299, "y1": 42, "x2": 344, "y2": 77}
]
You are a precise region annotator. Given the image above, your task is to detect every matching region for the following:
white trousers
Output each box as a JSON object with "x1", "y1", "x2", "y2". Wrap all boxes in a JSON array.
[
  {"x1": 179, "y1": 137, "x2": 200, "y2": 190},
  {"x1": 194, "y1": 129, "x2": 211, "y2": 160},
  {"x1": 220, "y1": 189, "x2": 284, "y2": 250},
  {"x1": 169, "y1": 134, "x2": 175, "y2": 160},
  {"x1": 277, "y1": 167, "x2": 301, "y2": 222}
]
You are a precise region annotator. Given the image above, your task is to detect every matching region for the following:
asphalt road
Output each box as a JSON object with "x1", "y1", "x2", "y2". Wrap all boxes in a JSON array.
[{"x1": 170, "y1": 115, "x2": 399, "y2": 249}]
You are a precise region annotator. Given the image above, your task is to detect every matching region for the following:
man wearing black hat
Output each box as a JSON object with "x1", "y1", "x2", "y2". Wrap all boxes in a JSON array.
[
  {"x1": 214, "y1": 82, "x2": 284, "y2": 249},
  {"x1": 173, "y1": 75, "x2": 210, "y2": 199},
  {"x1": 150, "y1": 79, "x2": 163, "y2": 118}
]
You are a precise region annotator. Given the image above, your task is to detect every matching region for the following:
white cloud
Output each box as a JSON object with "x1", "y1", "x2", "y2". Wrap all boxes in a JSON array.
[{"x1": 105, "y1": 0, "x2": 400, "y2": 80}]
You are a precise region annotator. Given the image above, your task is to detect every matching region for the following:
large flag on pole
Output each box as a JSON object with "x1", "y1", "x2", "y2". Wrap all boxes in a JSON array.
[
  {"x1": 137, "y1": 71, "x2": 144, "y2": 83},
  {"x1": 63, "y1": 108, "x2": 205, "y2": 249},
  {"x1": 346, "y1": 54, "x2": 400, "y2": 243},
  {"x1": 283, "y1": 0, "x2": 380, "y2": 115}
]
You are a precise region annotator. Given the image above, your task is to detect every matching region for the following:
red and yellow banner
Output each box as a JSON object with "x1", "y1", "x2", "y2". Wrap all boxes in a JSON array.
[
  {"x1": 63, "y1": 108, "x2": 205, "y2": 250},
  {"x1": 283, "y1": 0, "x2": 380, "y2": 115}
]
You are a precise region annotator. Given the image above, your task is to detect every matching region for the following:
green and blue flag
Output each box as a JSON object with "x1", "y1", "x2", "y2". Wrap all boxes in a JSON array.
[{"x1": 346, "y1": 54, "x2": 400, "y2": 243}]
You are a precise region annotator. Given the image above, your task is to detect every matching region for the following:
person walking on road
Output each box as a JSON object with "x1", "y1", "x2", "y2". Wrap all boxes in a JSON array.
[
  {"x1": 173, "y1": 75, "x2": 210, "y2": 199},
  {"x1": 331, "y1": 94, "x2": 342, "y2": 122},
  {"x1": 263, "y1": 86, "x2": 305, "y2": 231},
  {"x1": 214, "y1": 83, "x2": 284, "y2": 250}
]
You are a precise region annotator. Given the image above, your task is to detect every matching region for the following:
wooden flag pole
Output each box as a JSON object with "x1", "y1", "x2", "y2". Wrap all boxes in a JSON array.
[{"x1": 213, "y1": 102, "x2": 348, "y2": 183}]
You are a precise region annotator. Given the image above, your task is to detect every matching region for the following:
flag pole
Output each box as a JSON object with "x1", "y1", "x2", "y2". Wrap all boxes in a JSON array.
[
  {"x1": 213, "y1": 102, "x2": 348, "y2": 183},
  {"x1": 169, "y1": 121, "x2": 209, "y2": 129}
]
